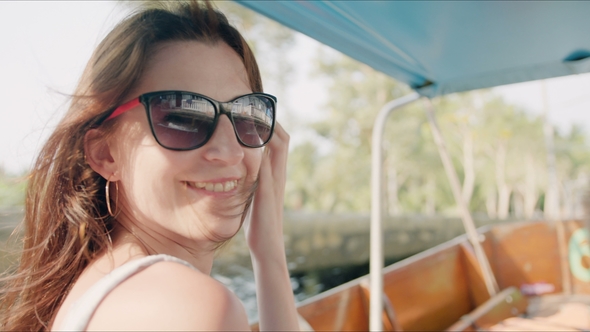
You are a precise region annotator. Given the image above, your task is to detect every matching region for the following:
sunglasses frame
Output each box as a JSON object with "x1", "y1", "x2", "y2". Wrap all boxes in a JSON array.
[{"x1": 104, "y1": 90, "x2": 277, "y2": 151}]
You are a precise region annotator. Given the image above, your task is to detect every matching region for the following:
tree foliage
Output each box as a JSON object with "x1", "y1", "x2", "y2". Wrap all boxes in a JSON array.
[
  {"x1": 0, "y1": 169, "x2": 26, "y2": 209},
  {"x1": 285, "y1": 49, "x2": 590, "y2": 219}
]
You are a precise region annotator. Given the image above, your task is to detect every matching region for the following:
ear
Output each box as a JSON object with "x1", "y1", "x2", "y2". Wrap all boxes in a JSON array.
[{"x1": 84, "y1": 129, "x2": 120, "y2": 181}]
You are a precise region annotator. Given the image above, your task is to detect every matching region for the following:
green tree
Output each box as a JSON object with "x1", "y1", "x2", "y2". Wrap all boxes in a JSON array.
[
  {"x1": 468, "y1": 94, "x2": 545, "y2": 219},
  {"x1": 554, "y1": 125, "x2": 590, "y2": 218}
]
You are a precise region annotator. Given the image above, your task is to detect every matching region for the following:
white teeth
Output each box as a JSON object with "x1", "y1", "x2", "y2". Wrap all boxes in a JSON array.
[
  {"x1": 223, "y1": 181, "x2": 233, "y2": 191},
  {"x1": 190, "y1": 180, "x2": 237, "y2": 192}
]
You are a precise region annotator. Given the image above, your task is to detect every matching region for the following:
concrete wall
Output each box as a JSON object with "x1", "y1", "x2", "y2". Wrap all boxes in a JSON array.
[{"x1": 216, "y1": 212, "x2": 515, "y2": 273}]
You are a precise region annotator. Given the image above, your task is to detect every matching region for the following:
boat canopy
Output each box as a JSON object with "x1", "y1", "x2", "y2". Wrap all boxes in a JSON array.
[{"x1": 237, "y1": 1, "x2": 590, "y2": 97}]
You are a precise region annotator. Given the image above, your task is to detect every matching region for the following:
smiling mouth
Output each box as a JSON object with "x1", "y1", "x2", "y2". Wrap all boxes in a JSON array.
[{"x1": 187, "y1": 180, "x2": 238, "y2": 193}]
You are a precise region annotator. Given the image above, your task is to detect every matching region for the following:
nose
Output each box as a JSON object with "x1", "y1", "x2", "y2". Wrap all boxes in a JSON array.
[{"x1": 201, "y1": 115, "x2": 244, "y2": 164}]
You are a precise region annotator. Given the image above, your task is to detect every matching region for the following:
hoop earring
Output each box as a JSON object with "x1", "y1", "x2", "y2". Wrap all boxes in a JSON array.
[{"x1": 106, "y1": 179, "x2": 118, "y2": 217}]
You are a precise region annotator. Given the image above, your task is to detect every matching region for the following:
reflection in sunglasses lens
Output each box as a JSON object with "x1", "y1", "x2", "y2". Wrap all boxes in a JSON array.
[
  {"x1": 232, "y1": 96, "x2": 273, "y2": 146},
  {"x1": 149, "y1": 93, "x2": 274, "y2": 149},
  {"x1": 150, "y1": 94, "x2": 214, "y2": 149}
]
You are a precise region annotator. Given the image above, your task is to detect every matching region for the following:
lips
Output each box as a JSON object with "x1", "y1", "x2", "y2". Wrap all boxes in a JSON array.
[{"x1": 186, "y1": 179, "x2": 238, "y2": 192}]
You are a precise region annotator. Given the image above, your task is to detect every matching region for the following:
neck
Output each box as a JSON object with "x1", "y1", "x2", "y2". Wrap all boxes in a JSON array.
[{"x1": 110, "y1": 219, "x2": 217, "y2": 275}]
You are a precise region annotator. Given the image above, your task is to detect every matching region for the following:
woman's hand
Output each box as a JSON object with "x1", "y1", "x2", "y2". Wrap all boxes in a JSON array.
[
  {"x1": 244, "y1": 121, "x2": 290, "y2": 258},
  {"x1": 243, "y1": 122, "x2": 300, "y2": 331}
]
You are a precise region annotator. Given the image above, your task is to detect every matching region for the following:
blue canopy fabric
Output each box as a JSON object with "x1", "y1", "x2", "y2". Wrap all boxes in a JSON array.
[{"x1": 237, "y1": 1, "x2": 590, "y2": 98}]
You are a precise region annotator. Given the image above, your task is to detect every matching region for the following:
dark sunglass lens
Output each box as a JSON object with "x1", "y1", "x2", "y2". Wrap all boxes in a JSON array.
[
  {"x1": 149, "y1": 93, "x2": 216, "y2": 149},
  {"x1": 231, "y1": 96, "x2": 274, "y2": 147}
]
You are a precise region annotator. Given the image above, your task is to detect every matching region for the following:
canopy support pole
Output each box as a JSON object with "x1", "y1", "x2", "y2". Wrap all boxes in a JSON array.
[
  {"x1": 423, "y1": 99, "x2": 499, "y2": 297},
  {"x1": 370, "y1": 92, "x2": 421, "y2": 331}
]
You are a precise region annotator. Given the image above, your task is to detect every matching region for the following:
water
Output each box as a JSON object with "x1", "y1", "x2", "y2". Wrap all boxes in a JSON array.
[
  {"x1": 212, "y1": 257, "x2": 373, "y2": 323},
  {"x1": 211, "y1": 259, "x2": 319, "y2": 322}
]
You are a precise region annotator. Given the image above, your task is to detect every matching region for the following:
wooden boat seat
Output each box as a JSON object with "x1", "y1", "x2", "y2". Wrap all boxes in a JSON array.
[
  {"x1": 279, "y1": 220, "x2": 590, "y2": 331},
  {"x1": 446, "y1": 286, "x2": 528, "y2": 331},
  {"x1": 360, "y1": 279, "x2": 403, "y2": 331}
]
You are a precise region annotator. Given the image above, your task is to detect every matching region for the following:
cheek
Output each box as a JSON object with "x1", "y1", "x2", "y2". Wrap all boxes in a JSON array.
[
  {"x1": 113, "y1": 121, "x2": 157, "y2": 181},
  {"x1": 245, "y1": 148, "x2": 263, "y2": 181},
  {"x1": 118, "y1": 147, "x2": 188, "y2": 226},
  {"x1": 111, "y1": 121, "x2": 178, "y2": 212}
]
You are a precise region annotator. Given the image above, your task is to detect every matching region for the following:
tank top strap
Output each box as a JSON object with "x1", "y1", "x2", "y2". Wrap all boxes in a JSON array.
[{"x1": 58, "y1": 254, "x2": 196, "y2": 331}]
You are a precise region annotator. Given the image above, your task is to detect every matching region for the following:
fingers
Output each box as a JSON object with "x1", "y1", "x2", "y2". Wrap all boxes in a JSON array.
[
  {"x1": 267, "y1": 122, "x2": 289, "y2": 176},
  {"x1": 256, "y1": 122, "x2": 289, "y2": 198},
  {"x1": 272, "y1": 121, "x2": 290, "y2": 143}
]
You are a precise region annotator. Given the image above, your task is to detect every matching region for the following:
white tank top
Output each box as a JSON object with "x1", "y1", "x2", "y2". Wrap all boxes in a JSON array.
[{"x1": 57, "y1": 254, "x2": 196, "y2": 331}]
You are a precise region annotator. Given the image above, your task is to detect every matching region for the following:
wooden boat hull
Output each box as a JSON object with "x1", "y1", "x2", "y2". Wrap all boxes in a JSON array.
[{"x1": 252, "y1": 220, "x2": 590, "y2": 331}]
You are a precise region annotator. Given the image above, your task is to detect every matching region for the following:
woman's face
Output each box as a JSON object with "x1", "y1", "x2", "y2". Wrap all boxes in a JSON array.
[{"x1": 108, "y1": 41, "x2": 262, "y2": 247}]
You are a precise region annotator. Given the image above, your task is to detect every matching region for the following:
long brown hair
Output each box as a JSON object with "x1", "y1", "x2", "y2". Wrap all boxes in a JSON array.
[{"x1": 0, "y1": 1, "x2": 262, "y2": 330}]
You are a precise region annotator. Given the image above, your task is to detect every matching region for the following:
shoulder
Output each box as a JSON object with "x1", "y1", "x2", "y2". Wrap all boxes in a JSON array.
[{"x1": 86, "y1": 260, "x2": 249, "y2": 331}]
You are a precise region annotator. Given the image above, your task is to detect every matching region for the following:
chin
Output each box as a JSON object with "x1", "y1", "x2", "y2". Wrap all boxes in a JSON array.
[
  {"x1": 216, "y1": 219, "x2": 244, "y2": 239},
  {"x1": 193, "y1": 216, "x2": 243, "y2": 243}
]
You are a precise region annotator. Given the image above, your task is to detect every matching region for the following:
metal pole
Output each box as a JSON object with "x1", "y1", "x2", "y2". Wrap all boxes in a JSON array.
[
  {"x1": 423, "y1": 99, "x2": 499, "y2": 297},
  {"x1": 370, "y1": 92, "x2": 421, "y2": 331},
  {"x1": 541, "y1": 80, "x2": 560, "y2": 221},
  {"x1": 540, "y1": 81, "x2": 571, "y2": 294}
]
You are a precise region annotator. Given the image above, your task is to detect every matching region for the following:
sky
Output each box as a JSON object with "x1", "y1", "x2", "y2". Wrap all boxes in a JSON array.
[
  {"x1": 0, "y1": 2, "x2": 131, "y2": 174},
  {"x1": 1, "y1": 1, "x2": 590, "y2": 175},
  {"x1": 493, "y1": 74, "x2": 590, "y2": 133}
]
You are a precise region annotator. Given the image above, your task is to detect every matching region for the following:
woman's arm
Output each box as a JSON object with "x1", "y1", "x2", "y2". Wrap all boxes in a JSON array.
[{"x1": 245, "y1": 122, "x2": 300, "y2": 331}]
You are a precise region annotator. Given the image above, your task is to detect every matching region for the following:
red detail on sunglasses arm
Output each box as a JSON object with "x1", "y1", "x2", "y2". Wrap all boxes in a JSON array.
[{"x1": 106, "y1": 98, "x2": 142, "y2": 121}]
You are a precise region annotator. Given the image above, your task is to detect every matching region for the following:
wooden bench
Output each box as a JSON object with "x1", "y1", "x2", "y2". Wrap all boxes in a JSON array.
[
  {"x1": 446, "y1": 286, "x2": 528, "y2": 331},
  {"x1": 360, "y1": 279, "x2": 403, "y2": 331}
]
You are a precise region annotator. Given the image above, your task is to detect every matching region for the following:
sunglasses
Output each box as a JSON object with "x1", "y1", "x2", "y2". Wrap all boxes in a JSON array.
[{"x1": 104, "y1": 91, "x2": 276, "y2": 150}]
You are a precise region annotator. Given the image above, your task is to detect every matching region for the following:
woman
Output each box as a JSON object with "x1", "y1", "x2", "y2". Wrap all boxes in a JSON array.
[{"x1": 0, "y1": 1, "x2": 299, "y2": 330}]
